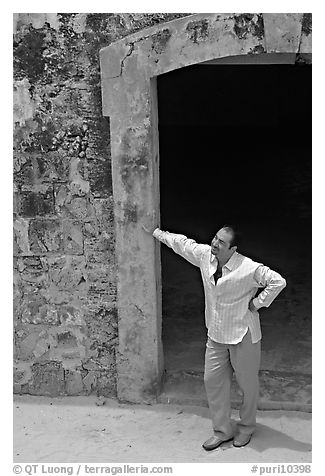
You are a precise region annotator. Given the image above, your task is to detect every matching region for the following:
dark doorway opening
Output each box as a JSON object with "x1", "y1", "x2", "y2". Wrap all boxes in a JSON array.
[{"x1": 157, "y1": 61, "x2": 311, "y2": 405}]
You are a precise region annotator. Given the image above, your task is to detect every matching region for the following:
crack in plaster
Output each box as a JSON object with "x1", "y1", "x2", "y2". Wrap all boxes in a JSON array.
[
  {"x1": 107, "y1": 42, "x2": 136, "y2": 79},
  {"x1": 134, "y1": 304, "x2": 145, "y2": 319},
  {"x1": 104, "y1": 31, "x2": 161, "y2": 79},
  {"x1": 297, "y1": 14, "x2": 311, "y2": 54}
]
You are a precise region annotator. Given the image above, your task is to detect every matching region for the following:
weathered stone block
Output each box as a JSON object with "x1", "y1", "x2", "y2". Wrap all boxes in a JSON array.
[
  {"x1": 93, "y1": 197, "x2": 115, "y2": 230},
  {"x1": 82, "y1": 359, "x2": 101, "y2": 371},
  {"x1": 13, "y1": 283, "x2": 23, "y2": 327},
  {"x1": 87, "y1": 326, "x2": 117, "y2": 351},
  {"x1": 38, "y1": 258, "x2": 88, "y2": 308},
  {"x1": 43, "y1": 291, "x2": 71, "y2": 306},
  {"x1": 98, "y1": 353, "x2": 115, "y2": 368},
  {"x1": 87, "y1": 282, "x2": 117, "y2": 302},
  {"x1": 95, "y1": 371, "x2": 117, "y2": 397},
  {"x1": 36, "y1": 151, "x2": 70, "y2": 182},
  {"x1": 14, "y1": 367, "x2": 28, "y2": 384},
  {"x1": 13, "y1": 383, "x2": 22, "y2": 393},
  {"x1": 20, "y1": 296, "x2": 59, "y2": 325},
  {"x1": 13, "y1": 189, "x2": 19, "y2": 216},
  {"x1": 87, "y1": 157, "x2": 112, "y2": 198},
  {"x1": 62, "y1": 219, "x2": 84, "y2": 254},
  {"x1": 18, "y1": 256, "x2": 49, "y2": 289},
  {"x1": 38, "y1": 255, "x2": 86, "y2": 304},
  {"x1": 69, "y1": 157, "x2": 89, "y2": 194},
  {"x1": 13, "y1": 76, "x2": 35, "y2": 126},
  {"x1": 85, "y1": 249, "x2": 114, "y2": 266},
  {"x1": 86, "y1": 306, "x2": 118, "y2": 365},
  {"x1": 46, "y1": 255, "x2": 87, "y2": 292},
  {"x1": 13, "y1": 362, "x2": 33, "y2": 385},
  {"x1": 56, "y1": 303, "x2": 85, "y2": 326},
  {"x1": 65, "y1": 370, "x2": 84, "y2": 395},
  {"x1": 30, "y1": 362, "x2": 65, "y2": 396},
  {"x1": 19, "y1": 185, "x2": 55, "y2": 217},
  {"x1": 14, "y1": 152, "x2": 35, "y2": 185},
  {"x1": 14, "y1": 152, "x2": 70, "y2": 185},
  {"x1": 16, "y1": 330, "x2": 44, "y2": 360},
  {"x1": 83, "y1": 199, "x2": 115, "y2": 255},
  {"x1": 83, "y1": 370, "x2": 97, "y2": 393},
  {"x1": 54, "y1": 183, "x2": 95, "y2": 220},
  {"x1": 17, "y1": 256, "x2": 43, "y2": 272},
  {"x1": 46, "y1": 325, "x2": 89, "y2": 366},
  {"x1": 28, "y1": 219, "x2": 64, "y2": 255},
  {"x1": 86, "y1": 304, "x2": 118, "y2": 328},
  {"x1": 85, "y1": 254, "x2": 116, "y2": 302},
  {"x1": 61, "y1": 349, "x2": 81, "y2": 359},
  {"x1": 33, "y1": 338, "x2": 51, "y2": 359},
  {"x1": 83, "y1": 220, "x2": 115, "y2": 254},
  {"x1": 57, "y1": 330, "x2": 78, "y2": 347},
  {"x1": 14, "y1": 217, "x2": 31, "y2": 255},
  {"x1": 85, "y1": 146, "x2": 98, "y2": 160},
  {"x1": 83, "y1": 220, "x2": 99, "y2": 239}
]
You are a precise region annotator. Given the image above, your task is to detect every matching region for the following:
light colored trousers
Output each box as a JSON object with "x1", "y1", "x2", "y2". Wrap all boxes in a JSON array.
[{"x1": 204, "y1": 329, "x2": 261, "y2": 439}]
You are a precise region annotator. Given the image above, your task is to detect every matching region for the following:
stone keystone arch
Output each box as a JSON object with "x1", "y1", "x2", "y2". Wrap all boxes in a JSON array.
[{"x1": 99, "y1": 13, "x2": 312, "y2": 403}]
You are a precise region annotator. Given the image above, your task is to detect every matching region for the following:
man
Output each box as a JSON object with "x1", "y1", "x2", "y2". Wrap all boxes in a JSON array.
[{"x1": 143, "y1": 223, "x2": 286, "y2": 450}]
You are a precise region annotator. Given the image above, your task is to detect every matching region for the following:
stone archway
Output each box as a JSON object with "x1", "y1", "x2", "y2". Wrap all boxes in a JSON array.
[{"x1": 99, "y1": 13, "x2": 312, "y2": 403}]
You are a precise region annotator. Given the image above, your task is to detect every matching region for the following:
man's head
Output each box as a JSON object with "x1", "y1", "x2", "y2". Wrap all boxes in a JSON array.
[{"x1": 211, "y1": 225, "x2": 240, "y2": 262}]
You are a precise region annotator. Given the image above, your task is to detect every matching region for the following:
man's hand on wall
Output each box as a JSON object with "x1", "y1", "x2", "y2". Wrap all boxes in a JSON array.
[{"x1": 141, "y1": 211, "x2": 157, "y2": 234}]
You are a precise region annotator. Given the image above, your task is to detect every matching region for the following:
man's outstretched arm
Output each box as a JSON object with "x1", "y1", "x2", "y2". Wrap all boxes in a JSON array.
[
  {"x1": 152, "y1": 228, "x2": 209, "y2": 267},
  {"x1": 142, "y1": 217, "x2": 208, "y2": 267}
]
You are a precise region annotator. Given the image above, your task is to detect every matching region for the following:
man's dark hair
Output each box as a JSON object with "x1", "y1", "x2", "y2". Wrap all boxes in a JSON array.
[{"x1": 221, "y1": 225, "x2": 242, "y2": 249}]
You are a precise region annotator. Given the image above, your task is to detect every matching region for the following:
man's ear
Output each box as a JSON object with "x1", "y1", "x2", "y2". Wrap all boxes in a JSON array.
[{"x1": 231, "y1": 245, "x2": 237, "y2": 252}]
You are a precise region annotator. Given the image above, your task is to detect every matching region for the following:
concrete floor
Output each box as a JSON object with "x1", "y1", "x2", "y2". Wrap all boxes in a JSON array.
[{"x1": 160, "y1": 223, "x2": 311, "y2": 409}]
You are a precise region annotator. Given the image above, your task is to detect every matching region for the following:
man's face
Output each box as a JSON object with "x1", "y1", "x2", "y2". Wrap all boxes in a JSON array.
[{"x1": 211, "y1": 228, "x2": 235, "y2": 261}]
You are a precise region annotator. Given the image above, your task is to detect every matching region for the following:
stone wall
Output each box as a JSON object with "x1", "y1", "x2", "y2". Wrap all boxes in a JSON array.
[{"x1": 13, "y1": 13, "x2": 189, "y2": 397}]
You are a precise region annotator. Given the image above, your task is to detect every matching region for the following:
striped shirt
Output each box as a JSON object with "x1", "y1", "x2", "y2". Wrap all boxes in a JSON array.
[{"x1": 153, "y1": 228, "x2": 286, "y2": 344}]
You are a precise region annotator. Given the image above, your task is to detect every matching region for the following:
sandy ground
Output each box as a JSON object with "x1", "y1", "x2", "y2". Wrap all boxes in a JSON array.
[{"x1": 13, "y1": 395, "x2": 311, "y2": 463}]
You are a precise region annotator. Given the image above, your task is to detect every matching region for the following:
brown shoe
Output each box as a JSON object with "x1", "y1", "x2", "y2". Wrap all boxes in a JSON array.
[
  {"x1": 233, "y1": 433, "x2": 252, "y2": 447},
  {"x1": 202, "y1": 435, "x2": 233, "y2": 451}
]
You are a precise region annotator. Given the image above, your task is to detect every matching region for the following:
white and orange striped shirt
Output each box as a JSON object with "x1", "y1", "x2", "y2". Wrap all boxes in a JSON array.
[{"x1": 153, "y1": 228, "x2": 286, "y2": 344}]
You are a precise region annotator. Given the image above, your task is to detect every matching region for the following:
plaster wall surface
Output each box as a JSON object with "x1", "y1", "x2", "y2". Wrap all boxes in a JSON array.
[{"x1": 99, "y1": 13, "x2": 312, "y2": 403}]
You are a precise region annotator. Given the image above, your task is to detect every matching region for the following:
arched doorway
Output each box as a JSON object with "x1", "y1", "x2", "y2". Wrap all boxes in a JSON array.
[
  {"x1": 157, "y1": 55, "x2": 311, "y2": 409},
  {"x1": 99, "y1": 13, "x2": 312, "y2": 403}
]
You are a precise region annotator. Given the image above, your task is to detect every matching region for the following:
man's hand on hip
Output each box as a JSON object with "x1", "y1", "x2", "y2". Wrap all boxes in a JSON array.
[{"x1": 248, "y1": 299, "x2": 258, "y2": 313}]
